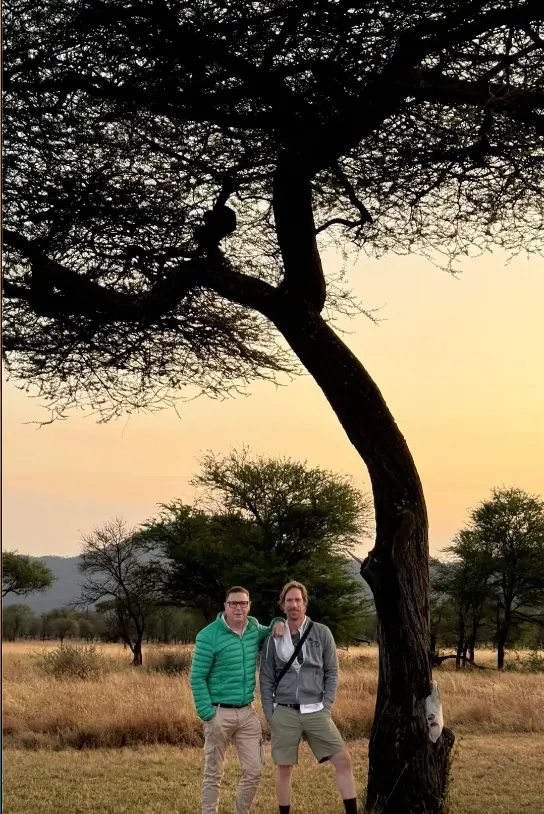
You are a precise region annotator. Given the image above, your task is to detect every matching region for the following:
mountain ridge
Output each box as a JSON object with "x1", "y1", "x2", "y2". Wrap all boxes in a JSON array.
[{"x1": 2, "y1": 555, "x2": 372, "y2": 613}]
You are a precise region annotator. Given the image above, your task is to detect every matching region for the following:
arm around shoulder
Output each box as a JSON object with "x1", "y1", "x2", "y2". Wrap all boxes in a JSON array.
[{"x1": 257, "y1": 616, "x2": 285, "y2": 643}]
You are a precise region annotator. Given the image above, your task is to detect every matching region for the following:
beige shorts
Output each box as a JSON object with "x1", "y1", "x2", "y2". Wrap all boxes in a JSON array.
[{"x1": 270, "y1": 705, "x2": 344, "y2": 765}]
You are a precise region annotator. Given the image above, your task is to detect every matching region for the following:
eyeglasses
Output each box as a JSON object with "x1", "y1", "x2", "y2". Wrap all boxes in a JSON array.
[{"x1": 226, "y1": 601, "x2": 249, "y2": 608}]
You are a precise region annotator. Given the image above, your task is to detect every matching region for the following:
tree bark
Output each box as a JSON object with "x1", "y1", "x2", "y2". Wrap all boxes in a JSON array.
[
  {"x1": 133, "y1": 637, "x2": 143, "y2": 666},
  {"x1": 468, "y1": 628, "x2": 477, "y2": 664},
  {"x1": 497, "y1": 623, "x2": 509, "y2": 670},
  {"x1": 455, "y1": 614, "x2": 466, "y2": 669},
  {"x1": 430, "y1": 633, "x2": 438, "y2": 664},
  {"x1": 496, "y1": 603, "x2": 510, "y2": 670},
  {"x1": 271, "y1": 302, "x2": 454, "y2": 813}
]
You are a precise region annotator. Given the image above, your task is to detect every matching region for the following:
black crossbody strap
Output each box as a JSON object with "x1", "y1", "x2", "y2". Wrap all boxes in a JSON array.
[{"x1": 273, "y1": 621, "x2": 314, "y2": 693}]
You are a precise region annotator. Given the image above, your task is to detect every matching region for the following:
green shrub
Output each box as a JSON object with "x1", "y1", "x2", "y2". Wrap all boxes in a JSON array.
[
  {"x1": 35, "y1": 644, "x2": 108, "y2": 680},
  {"x1": 504, "y1": 649, "x2": 544, "y2": 673},
  {"x1": 146, "y1": 649, "x2": 192, "y2": 675},
  {"x1": 523, "y1": 650, "x2": 544, "y2": 673}
]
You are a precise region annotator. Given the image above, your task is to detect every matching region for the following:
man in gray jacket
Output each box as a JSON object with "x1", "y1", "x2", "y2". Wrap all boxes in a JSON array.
[{"x1": 260, "y1": 581, "x2": 358, "y2": 814}]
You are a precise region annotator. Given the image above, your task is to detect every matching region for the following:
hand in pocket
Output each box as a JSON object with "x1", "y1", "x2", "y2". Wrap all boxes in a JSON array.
[{"x1": 204, "y1": 713, "x2": 218, "y2": 736}]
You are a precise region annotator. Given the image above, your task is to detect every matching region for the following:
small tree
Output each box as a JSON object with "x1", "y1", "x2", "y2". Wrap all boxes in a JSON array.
[
  {"x1": 27, "y1": 613, "x2": 43, "y2": 640},
  {"x1": 432, "y1": 534, "x2": 494, "y2": 667},
  {"x1": 76, "y1": 616, "x2": 96, "y2": 642},
  {"x1": 2, "y1": 604, "x2": 36, "y2": 641},
  {"x1": 2, "y1": 552, "x2": 54, "y2": 598},
  {"x1": 78, "y1": 519, "x2": 166, "y2": 665},
  {"x1": 49, "y1": 610, "x2": 79, "y2": 644},
  {"x1": 146, "y1": 605, "x2": 201, "y2": 644},
  {"x1": 468, "y1": 488, "x2": 544, "y2": 669},
  {"x1": 429, "y1": 564, "x2": 458, "y2": 654},
  {"x1": 39, "y1": 612, "x2": 54, "y2": 641}
]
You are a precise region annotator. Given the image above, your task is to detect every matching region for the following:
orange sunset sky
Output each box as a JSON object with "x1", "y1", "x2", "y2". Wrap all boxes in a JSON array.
[{"x1": 2, "y1": 247, "x2": 543, "y2": 559}]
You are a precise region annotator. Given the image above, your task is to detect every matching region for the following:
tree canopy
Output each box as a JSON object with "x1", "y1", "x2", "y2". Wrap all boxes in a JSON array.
[
  {"x1": 193, "y1": 448, "x2": 372, "y2": 550},
  {"x1": 3, "y1": 0, "x2": 543, "y2": 418},
  {"x1": 142, "y1": 450, "x2": 373, "y2": 641},
  {"x1": 2, "y1": 552, "x2": 55, "y2": 598}
]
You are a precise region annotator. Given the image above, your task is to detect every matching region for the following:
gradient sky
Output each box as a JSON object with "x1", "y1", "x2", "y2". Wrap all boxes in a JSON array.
[{"x1": 2, "y1": 248, "x2": 543, "y2": 559}]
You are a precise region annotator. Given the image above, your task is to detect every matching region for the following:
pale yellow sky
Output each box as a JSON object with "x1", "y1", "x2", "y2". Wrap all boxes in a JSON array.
[{"x1": 2, "y1": 248, "x2": 543, "y2": 559}]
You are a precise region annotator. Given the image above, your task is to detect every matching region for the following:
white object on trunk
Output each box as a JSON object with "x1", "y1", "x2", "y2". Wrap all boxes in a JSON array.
[{"x1": 425, "y1": 680, "x2": 444, "y2": 743}]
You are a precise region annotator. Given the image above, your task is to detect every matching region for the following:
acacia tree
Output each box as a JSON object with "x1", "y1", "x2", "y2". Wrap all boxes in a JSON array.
[
  {"x1": 78, "y1": 519, "x2": 166, "y2": 665},
  {"x1": 3, "y1": 2, "x2": 543, "y2": 809},
  {"x1": 143, "y1": 450, "x2": 373, "y2": 639},
  {"x1": 2, "y1": 552, "x2": 54, "y2": 598},
  {"x1": 464, "y1": 488, "x2": 544, "y2": 669}
]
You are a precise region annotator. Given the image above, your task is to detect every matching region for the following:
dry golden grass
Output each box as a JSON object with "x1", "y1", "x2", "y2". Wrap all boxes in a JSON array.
[
  {"x1": 3, "y1": 642, "x2": 543, "y2": 750},
  {"x1": 3, "y1": 642, "x2": 544, "y2": 813},
  {"x1": 3, "y1": 736, "x2": 544, "y2": 814},
  {"x1": 336, "y1": 650, "x2": 544, "y2": 737}
]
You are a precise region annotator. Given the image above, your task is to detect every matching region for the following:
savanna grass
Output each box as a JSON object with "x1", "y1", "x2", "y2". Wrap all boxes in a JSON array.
[{"x1": 3, "y1": 643, "x2": 543, "y2": 750}]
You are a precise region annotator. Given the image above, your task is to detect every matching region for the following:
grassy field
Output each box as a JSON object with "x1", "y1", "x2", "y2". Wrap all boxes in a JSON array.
[{"x1": 3, "y1": 642, "x2": 544, "y2": 813}]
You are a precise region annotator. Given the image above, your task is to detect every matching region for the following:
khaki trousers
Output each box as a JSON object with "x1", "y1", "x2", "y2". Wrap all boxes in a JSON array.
[{"x1": 202, "y1": 705, "x2": 265, "y2": 814}]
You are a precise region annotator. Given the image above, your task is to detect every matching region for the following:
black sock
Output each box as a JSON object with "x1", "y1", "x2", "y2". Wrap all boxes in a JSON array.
[
  {"x1": 343, "y1": 798, "x2": 358, "y2": 814},
  {"x1": 279, "y1": 806, "x2": 290, "y2": 814}
]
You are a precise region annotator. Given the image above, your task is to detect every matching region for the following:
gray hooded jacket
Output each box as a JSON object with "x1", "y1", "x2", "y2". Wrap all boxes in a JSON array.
[{"x1": 259, "y1": 617, "x2": 338, "y2": 720}]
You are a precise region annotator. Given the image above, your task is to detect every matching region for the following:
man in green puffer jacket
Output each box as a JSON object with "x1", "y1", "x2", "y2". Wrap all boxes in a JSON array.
[{"x1": 190, "y1": 585, "x2": 285, "y2": 814}]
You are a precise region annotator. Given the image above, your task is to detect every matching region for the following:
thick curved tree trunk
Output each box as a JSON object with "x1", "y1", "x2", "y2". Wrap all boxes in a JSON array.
[{"x1": 272, "y1": 303, "x2": 454, "y2": 813}]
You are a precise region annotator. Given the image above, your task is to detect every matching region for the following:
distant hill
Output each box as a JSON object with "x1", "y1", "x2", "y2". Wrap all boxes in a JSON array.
[{"x1": 2, "y1": 554, "x2": 374, "y2": 613}]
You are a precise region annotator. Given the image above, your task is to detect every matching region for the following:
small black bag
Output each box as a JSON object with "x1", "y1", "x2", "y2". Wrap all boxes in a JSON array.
[{"x1": 273, "y1": 621, "x2": 314, "y2": 693}]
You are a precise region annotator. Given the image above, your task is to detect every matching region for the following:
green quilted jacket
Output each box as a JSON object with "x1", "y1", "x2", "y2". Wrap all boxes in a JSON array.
[{"x1": 190, "y1": 613, "x2": 281, "y2": 721}]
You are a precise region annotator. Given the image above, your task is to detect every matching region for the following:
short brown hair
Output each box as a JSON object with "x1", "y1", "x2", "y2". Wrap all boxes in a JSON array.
[
  {"x1": 225, "y1": 586, "x2": 250, "y2": 601},
  {"x1": 279, "y1": 581, "x2": 308, "y2": 606}
]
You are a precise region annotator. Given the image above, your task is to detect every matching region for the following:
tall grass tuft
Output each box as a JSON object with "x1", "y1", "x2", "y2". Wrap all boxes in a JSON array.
[
  {"x1": 35, "y1": 644, "x2": 110, "y2": 681},
  {"x1": 145, "y1": 648, "x2": 192, "y2": 674}
]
